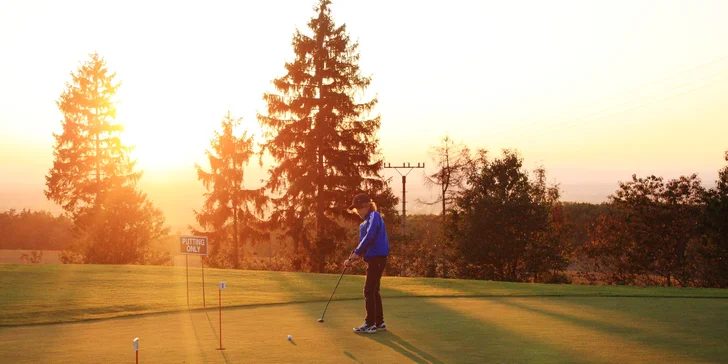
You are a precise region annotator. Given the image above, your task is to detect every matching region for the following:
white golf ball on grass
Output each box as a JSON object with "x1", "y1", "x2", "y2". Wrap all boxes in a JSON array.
[{"x1": 287, "y1": 335, "x2": 292, "y2": 341}]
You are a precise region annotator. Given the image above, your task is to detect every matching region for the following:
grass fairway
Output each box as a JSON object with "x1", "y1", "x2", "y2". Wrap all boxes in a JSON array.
[{"x1": 1, "y1": 264, "x2": 727, "y2": 363}]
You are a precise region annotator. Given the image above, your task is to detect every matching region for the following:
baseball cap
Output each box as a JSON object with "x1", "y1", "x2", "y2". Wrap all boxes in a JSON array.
[{"x1": 348, "y1": 193, "x2": 372, "y2": 210}]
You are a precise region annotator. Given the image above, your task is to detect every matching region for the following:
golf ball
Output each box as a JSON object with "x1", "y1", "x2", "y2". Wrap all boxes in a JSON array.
[{"x1": 287, "y1": 335, "x2": 292, "y2": 340}]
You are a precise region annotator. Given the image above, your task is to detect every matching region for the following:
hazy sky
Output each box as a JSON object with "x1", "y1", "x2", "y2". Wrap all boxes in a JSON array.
[{"x1": 1, "y1": 0, "x2": 727, "y2": 229}]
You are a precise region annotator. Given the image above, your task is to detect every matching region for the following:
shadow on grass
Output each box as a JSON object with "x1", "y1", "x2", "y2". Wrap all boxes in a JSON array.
[
  {"x1": 377, "y1": 292, "x2": 584, "y2": 363},
  {"x1": 204, "y1": 311, "x2": 230, "y2": 364},
  {"x1": 502, "y1": 297, "x2": 723, "y2": 363},
  {"x1": 290, "y1": 270, "x2": 583, "y2": 362},
  {"x1": 401, "y1": 275, "x2": 728, "y2": 362},
  {"x1": 363, "y1": 331, "x2": 444, "y2": 364},
  {"x1": 188, "y1": 312, "x2": 207, "y2": 355},
  {"x1": 343, "y1": 350, "x2": 363, "y2": 363}
]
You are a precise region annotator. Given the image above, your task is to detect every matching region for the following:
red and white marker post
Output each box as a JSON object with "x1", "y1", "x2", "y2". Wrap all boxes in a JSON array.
[
  {"x1": 133, "y1": 337, "x2": 139, "y2": 364},
  {"x1": 217, "y1": 281, "x2": 226, "y2": 350}
]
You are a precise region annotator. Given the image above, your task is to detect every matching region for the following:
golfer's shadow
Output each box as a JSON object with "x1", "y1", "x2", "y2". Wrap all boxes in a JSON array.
[{"x1": 363, "y1": 331, "x2": 443, "y2": 364}]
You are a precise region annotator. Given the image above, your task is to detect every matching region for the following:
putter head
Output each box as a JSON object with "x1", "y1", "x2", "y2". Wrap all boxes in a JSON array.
[{"x1": 317, "y1": 318, "x2": 324, "y2": 323}]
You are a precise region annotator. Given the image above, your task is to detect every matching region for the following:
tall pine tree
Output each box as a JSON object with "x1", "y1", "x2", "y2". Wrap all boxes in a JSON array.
[
  {"x1": 194, "y1": 112, "x2": 269, "y2": 269},
  {"x1": 46, "y1": 52, "x2": 168, "y2": 264},
  {"x1": 45, "y1": 52, "x2": 139, "y2": 216},
  {"x1": 258, "y1": 0, "x2": 396, "y2": 272}
]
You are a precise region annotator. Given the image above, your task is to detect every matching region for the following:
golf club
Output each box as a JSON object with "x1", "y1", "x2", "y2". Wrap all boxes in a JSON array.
[{"x1": 317, "y1": 264, "x2": 348, "y2": 323}]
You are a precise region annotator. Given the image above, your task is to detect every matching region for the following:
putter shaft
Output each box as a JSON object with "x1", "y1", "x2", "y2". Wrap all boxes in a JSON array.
[{"x1": 318, "y1": 265, "x2": 347, "y2": 322}]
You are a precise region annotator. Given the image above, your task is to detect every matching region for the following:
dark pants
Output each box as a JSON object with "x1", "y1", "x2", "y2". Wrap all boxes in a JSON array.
[{"x1": 364, "y1": 256, "x2": 387, "y2": 326}]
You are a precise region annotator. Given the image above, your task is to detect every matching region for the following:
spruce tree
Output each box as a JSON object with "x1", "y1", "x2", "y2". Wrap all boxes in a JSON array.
[
  {"x1": 258, "y1": 0, "x2": 396, "y2": 272},
  {"x1": 45, "y1": 52, "x2": 139, "y2": 216},
  {"x1": 194, "y1": 112, "x2": 268, "y2": 269},
  {"x1": 46, "y1": 52, "x2": 167, "y2": 264}
]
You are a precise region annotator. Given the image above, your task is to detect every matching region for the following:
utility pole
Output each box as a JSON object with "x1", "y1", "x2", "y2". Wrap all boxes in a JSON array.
[
  {"x1": 384, "y1": 162, "x2": 425, "y2": 277},
  {"x1": 384, "y1": 162, "x2": 425, "y2": 235}
]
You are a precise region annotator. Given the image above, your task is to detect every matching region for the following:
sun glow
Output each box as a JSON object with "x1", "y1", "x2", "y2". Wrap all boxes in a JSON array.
[{"x1": 1, "y1": 0, "x2": 728, "y2": 224}]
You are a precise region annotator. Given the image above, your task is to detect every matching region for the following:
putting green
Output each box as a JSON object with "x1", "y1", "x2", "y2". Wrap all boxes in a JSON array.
[{"x1": 1, "y1": 297, "x2": 727, "y2": 363}]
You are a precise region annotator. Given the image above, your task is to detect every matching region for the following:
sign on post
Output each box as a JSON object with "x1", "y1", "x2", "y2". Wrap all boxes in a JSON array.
[
  {"x1": 180, "y1": 236, "x2": 208, "y2": 308},
  {"x1": 179, "y1": 236, "x2": 208, "y2": 256},
  {"x1": 218, "y1": 282, "x2": 226, "y2": 290}
]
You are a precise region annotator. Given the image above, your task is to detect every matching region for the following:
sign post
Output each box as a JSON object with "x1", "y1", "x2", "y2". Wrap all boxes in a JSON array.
[
  {"x1": 179, "y1": 236, "x2": 209, "y2": 308},
  {"x1": 185, "y1": 255, "x2": 189, "y2": 307},
  {"x1": 217, "y1": 282, "x2": 226, "y2": 351},
  {"x1": 133, "y1": 337, "x2": 139, "y2": 364},
  {"x1": 202, "y1": 258, "x2": 206, "y2": 308}
]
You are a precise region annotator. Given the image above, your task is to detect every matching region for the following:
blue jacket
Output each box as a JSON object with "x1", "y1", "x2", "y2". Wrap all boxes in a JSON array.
[{"x1": 354, "y1": 211, "x2": 389, "y2": 261}]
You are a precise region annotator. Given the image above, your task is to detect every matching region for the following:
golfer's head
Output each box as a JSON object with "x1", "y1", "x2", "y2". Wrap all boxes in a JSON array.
[{"x1": 348, "y1": 193, "x2": 375, "y2": 218}]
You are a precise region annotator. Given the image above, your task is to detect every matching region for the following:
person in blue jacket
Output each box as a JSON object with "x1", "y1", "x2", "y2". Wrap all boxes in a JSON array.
[{"x1": 345, "y1": 193, "x2": 390, "y2": 334}]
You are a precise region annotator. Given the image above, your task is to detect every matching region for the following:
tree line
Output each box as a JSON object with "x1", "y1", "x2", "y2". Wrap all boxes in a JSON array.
[
  {"x1": 580, "y1": 161, "x2": 728, "y2": 288},
  {"x1": 410, "y1": 139, "x2": 728, "y2": 288},
  {"x1": 8, "y1": 147, "x2": 728, "y2": 288},
  {"x1": 0, "y1": 210, "x2": 73, "y2": 251}
]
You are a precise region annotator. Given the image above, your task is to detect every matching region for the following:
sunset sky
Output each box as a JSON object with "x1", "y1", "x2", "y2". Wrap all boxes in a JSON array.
[{"x1": 1, "y1": 0, "x2": 727, "y2": 230}]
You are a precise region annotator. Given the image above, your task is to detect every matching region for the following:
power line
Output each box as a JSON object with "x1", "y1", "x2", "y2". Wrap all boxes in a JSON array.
[
  {"x1": 576, "y1": 54, "x2": 728, "y2": 104},
  {"x1": 484, "y1": 56, "x2": 728, "y2": 144},
  {"x1": 525, "y1": 74, "x2": 726, "y2": 141},
  {"x1": 485, "y1": 54, "x2": 728, "y2": 144},
  {"x1": 506, "y1": 66, "x2": 728, "y2": 143}
]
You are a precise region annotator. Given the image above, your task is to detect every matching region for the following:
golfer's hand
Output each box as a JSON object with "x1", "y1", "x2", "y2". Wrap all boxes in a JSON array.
[
  {"x1": 350, "y1": 253, "x2": 361, "y2": 260},
  {"x1": 344, "y1": 259, "x2": 350, "y2": 267}
]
